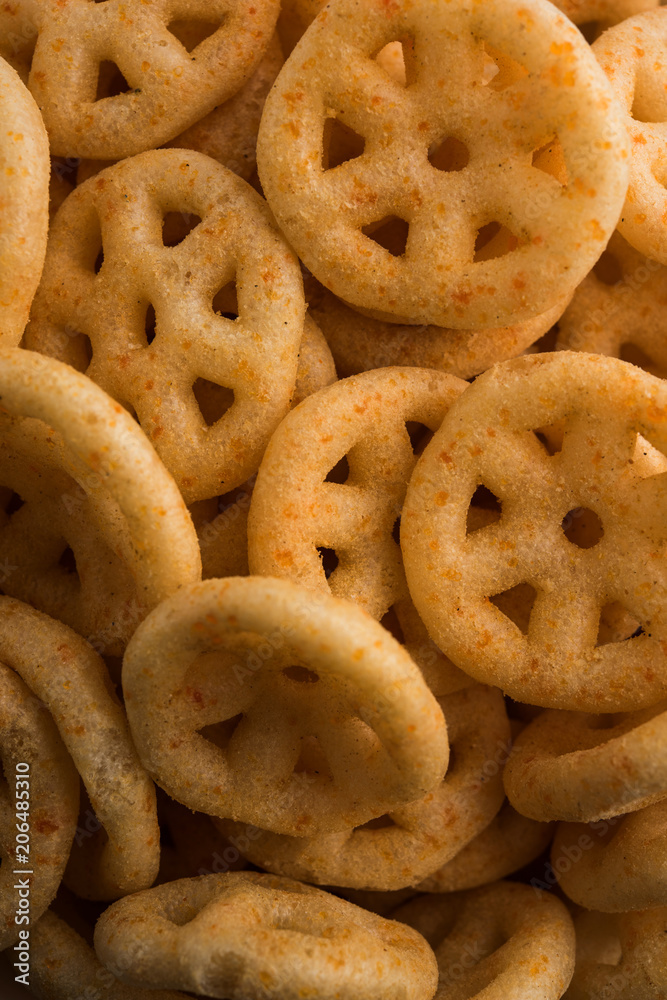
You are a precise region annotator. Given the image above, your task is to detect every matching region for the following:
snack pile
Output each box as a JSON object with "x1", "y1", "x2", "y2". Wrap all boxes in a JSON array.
[{"x1": 0, "y1": 0, "x2": 667, "y2": 998}]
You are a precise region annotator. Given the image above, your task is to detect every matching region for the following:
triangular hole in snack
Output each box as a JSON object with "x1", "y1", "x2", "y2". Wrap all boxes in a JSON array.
[
  {"x1": 489, "y1": 583, "x2": 536, "y2": 635},
  {"x1": 358, "y1": 813, "x2": 396, "y2": 830},
  {"x1": 294, "y1": 735, "x2": 332, "y2": 779},
  {"x1": 362, "y1": 216, "x2": 409, "y2": 257},
  {"x1": 374, "y1": 37, "x2": 415, "y2": 86},
  {"x1": 283, "y1": 665, "x2": 320, "y2": 684},
  {"x1": 466, "y1": 485, "x2": 501, "y2": 534},
  {"x1": 167, "y1": 19, "x2": 222, "y2": 53},
  {"x1": 162, "y1": 212, "x2": 202, "y2": 247},
  {"x1": 630, "y1": 432, "x2": 667, "y2": 478},
  {"x1": 561, "y1": 507, "x2": 604, "y2": 549},
  {"x1": 593, "y1": 249, "x2": 623, "y2": 286},
  {"x1": 95, "y1": 61, "x2": 132, "y2": 102},
  {"x1": 212, "y1": 280, "x2": 239, "y2": 320},
  {"x1": 429, "y1": 136, "x2": 470, "y2": 173},
  {"x1": 533, "y1": 421, "x2": 564, "y2": 455},
  {"x1": 473, "y1": 222, "x2": 522, "y2": 263},
  {"x1": 596, "y1": 601, "x2": 643, "y2": 646},
  {"x1": 532, "y1": 135, "x2": 569, "y2": 187},
  {"x1": 58, "y1": 545, "x2": 78, "y2": 575},
  {"x1": 193, "y1": 379, "x2": 235, "y2": 427},
  {"x1": 144, "y1": 303, "x2": 156, "y2": 346},
  {"x1": 380, "y1": 606, "x2": 405, "y2": 644},
  {"x1": 322, "y1": 117, "x2": 366, "y2": 170},
  {"x1": 325, "y1": 455, "x2": 350, "y2": 484},
  {"x1": 4, "y1": 491, "x2": 25, "y2": 517},
  {"x1": 317, "y1": 546, "x2": 339, "y2": 579},
  {"x1": 481, "y1": 42, "x2": 528, "y2": 91},
  {"x1": 406, "y1": 421, "x2": 434, "y2": 455},
  {"x1": 198, "y1": 713, "x2": 244, "y2": 750}
]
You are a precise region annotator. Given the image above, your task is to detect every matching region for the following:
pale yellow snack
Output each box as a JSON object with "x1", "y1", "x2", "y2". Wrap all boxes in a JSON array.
[
  {"x1": 214, "y1": 684, "x2": 509, "y2": 891},
  {"x1": 391, "y1": 880, "x2": 575, "y2": 1000},
  {"x1": 402, "y1": 352, "x2": 667, "y2": 713},
  {"x1": 24, "y1": 150, "x2": 305, "y2": 503},
  {"x1": 0, "y1": 348, "x2": 201, "y2": 653},
  {"x1": 93, "y1": 872, "x2": 439, "y2": 1000},
  {"x1": 0, "y1": 56, "x2": 49, "y2": 345},
  {"x1": 593, "y1": 9, "x2": 667, "y2": 264},
  {"x1": 504, "y1": 700, "x2": 667, "y2": 823},
  {"x1": 556, "y1": 231, "x2": 667, "y2": 376},
  {"x1": 22, "y1": 0, "x2": 279, "y2": 159},
  {"x1": 248, "y1": 367, "x2": 467, "y2": 619},
  {"x1": 258, "y1": 0, "x2": 629, "y2": 329},
  {"x1": 0, "y1": 665, "x2": 79, "y2": 950},
  {"x1": 122, "y1": 576, "x2": 448, "y2": 838}
]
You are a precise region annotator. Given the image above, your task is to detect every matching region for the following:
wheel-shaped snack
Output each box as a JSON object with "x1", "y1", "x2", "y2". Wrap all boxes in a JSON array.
[
  {"x1": 0, "y1": 348, "x2": 200, "y2": 654},
  {"x1": 0, "y1": 597, "x2": 159, "y2": 900},
  {"x1": 556, "y1": 232, "x2": 667, "y2": 377},
  {"x1": 122, "y1": 576, "x2": 448, "y2": 837},
  {"x1": 553, "y1": 799, "x2": 667, "y2": 911},
  {"x1": 416, "y1": 801, "x2": 554, "y2": 893},
  {"x1": 25, "y1": 150, "x2": 305, "y2": 503},
  {"x1": 0, "y1": 56, "x2": 49, "y2": 345},
  {"x1": 21, "y1": 0, "x2": 279, "y2": 159},
  {"x1": 593, "y1": 10, "x2": 667, "y2": 264},
  {"x1": 391, "y1": 880, "x2": 575, "y2": 1000},
  {"x1": 402, "y1": 352, "x2": 667, "y2": 712},
  {"x1": 0, "y1": 665, "x2": 79, "y2": 950},
  {"x1": 504, "y1": 700, "x2": 667, "y2": 823},
  {"x1": 248, "y1": 367, "x2": 467, "y2": 619},
  {"x1": 93, "y1": 872, "x2": 439, "y2": 1000},
  {"x1": 566, "y1": 907, "x2": 667, "y2": 1000},
  {"x1": 214, "y1": 684, "x2": 508, "y2": 891},
  {"x1": 257, "y1": 0, "x2": 629, "y2": 329}
]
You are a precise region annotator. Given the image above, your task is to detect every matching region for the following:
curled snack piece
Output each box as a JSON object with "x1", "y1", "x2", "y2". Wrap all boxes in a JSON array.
[
  {"x1": 25, "y1": 150, "x2": 305, "y2": 503},
  {"x1": 392, "y1": 880, "x2": 575, "y2": 999},
  {"x1": 593, "y1": 10, "x2": 667, "y2": 264},
  {"x1": 0, "y1": 664, "x2": 79, "y2": 949},
  {"x1": 31, "y1": 910, "x2": 189, "y2": 1000},
  {"x1": 504, "y1": 701, "x2": 667, "y2": 823},
  {"x1": 26, "y1": 0, "x2": 280, "y2": 159},
  {"x1": 557, "y1": 232, "x2": 667, "y2": 376},
  {"x1": 566, "y1": 907, "x2": 667, "y2": 1000},
  {"x1": 214, "y1": 685, "x2": 508, "y2": 891},
  {"x1": 0, "y1": 597, "x2": 159, "y2": 900},
  {"x1": 0, "y1": 56, "x2": 49, "y2": 345},
  {"x1": 123, "y1": 576, "x2": 448, "y2": 837},
  {"x1": 258, "y1": 0, "x2": 629, "y2": 329},
  {"x1": 416, "y1": 801, "x2": 554, "y2": 893},
  {"x1": 0, "y1": 348, "x2": 200, "y2": 652},
  {"x1": 553, "y1": 799, "x2": 667, "y2": 911},
  {"x1": 248, "y1": 367, "x2": 467, "y2": 619},
  {"x1": 93, "y1": 872, "x2": 439, "y2": 1000},
  {"x1": 402, "y1": 352, "x2": 667, "y2": 712}
]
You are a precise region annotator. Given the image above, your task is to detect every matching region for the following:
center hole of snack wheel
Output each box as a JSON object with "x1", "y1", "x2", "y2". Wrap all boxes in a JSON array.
[
  {"x1": 561, "y1": 507, "x2": 604, "y2": 549},
  {"x1": 282, "y1": 665, "x2": 320, "y2": 683}
]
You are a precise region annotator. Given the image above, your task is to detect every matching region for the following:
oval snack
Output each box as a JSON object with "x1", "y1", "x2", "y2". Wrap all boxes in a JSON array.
[
  {"x1": 593, "y1": 9, "x2": 667, "y2": 264},
  {"x1": 214, "y1": 684, "x2": 509, "y2": 890},
  {"x1": 504, "y1": 701, "x2": 667, "y2": 823},
  {"x1": 258, "y1": 0, "x2": 629, "y2": 329},
  {"x1": 0, "y1": 56, "x2": 49, "y2": 345},
  {"x1": 0, "y1": 348, "x2": 201, "y2": 651},
  {"x1": 0, "y1": 664, "x2": 79, "y2": 951},
  {"x1": 391, "y1": 880, "x2": 575, "y2": 1000},
  {"x1": 248, "y1": 367, "x2": 467, "y2": 619},
  {"x1": 25, "y1": 150, "x2": 305, "y2": 503},
  {"x1": 26, "y1": 0, "x2": 280, "y2": 160},
  {"x1": 93, "y1": 872, "x2": 439, "y2": 1000},
  {"x1": 402, "y1": 352, "x2": 667, "y2": 712},
  {"x1": 122, "y1": 576, "x2": 448, "y2": 837}
]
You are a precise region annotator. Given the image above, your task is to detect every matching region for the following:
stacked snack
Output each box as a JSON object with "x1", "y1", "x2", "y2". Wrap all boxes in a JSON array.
[{"x1": 1, "y1": 0, "x2": 667, "y2": 998}]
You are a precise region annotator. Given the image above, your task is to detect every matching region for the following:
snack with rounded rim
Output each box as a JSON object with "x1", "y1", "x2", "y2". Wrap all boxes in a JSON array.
[
  {"x1": 402, "y1": 352, "x2": 667, "y2": 713},
  {"x1": 504, "y1": 700, "x2": 667, "y2": 823},
  {"x1": 93, "y1": 871, "x2": 439, "y2": 1000},
  {"x1": 25, "y1": 150, "x2": 305, "y2": 503},
  {"x1": 0, "y1": 56, "x2": 49, "y2": 346},
  {"x1": 258, "y1": 0, "x2": 629, "y2": 329},
  {"x1": 213, "y1": 684, "x2": 508, "y2": 890},
  {"x1": 0, "y1": 664, "x2": 79, "y2": 950},
  {"x1": 122, "y1": 575, "x2": 448, "y2": 837}
]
